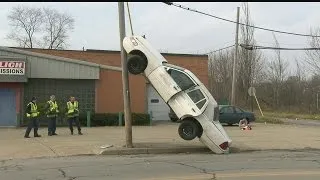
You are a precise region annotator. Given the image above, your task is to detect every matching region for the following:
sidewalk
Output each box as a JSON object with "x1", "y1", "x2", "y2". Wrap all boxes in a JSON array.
[{"x1": 0, "y1": 122, "x2": 319, "y2": 160}]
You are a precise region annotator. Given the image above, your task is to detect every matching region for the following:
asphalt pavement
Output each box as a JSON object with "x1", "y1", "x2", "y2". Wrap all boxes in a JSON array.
[
  {"x1": 281, "y1": 118, "x2": 320, "y2": 126},
  {"x1": 0, "y1": 150, "x2": 319, "y2": 180}
]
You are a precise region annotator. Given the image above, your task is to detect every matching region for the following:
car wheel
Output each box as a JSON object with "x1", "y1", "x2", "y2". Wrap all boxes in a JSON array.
[
  {"x1": 127, "y1": 54, "x2": 148, "y2": 75},
  {"x1": 178, "y1": 120, "x2": 199, "y2": 141}
]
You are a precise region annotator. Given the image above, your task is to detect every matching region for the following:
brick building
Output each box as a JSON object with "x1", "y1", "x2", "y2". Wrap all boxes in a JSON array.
[{"x1": 0, "y1": 47, "x2": 208, "y2": 127}]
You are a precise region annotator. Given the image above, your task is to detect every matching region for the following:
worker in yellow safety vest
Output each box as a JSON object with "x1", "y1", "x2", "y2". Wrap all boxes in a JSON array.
[
  {"x1": 45, "y1": 95, "x2": 59, "y2": 136},
  {"x1": 24, "y1": 97, "x2": 41, "y2": 138},
  {"x1": 66, "y1": 96, "x2": 82, "y2": 135}
]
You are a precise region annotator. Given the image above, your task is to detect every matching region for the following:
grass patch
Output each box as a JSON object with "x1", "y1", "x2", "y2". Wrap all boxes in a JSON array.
[
  {"x1": 255, "y1": 116, "x2": 284, "y2": 124},
  {"x1": 262, "y1": 112, "x2": 320, "y2": 121}
]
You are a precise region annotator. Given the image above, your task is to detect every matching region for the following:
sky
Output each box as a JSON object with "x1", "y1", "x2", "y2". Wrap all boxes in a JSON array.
[{"x1": 0, "y1": 2, "x2": 319, "y2": 75}]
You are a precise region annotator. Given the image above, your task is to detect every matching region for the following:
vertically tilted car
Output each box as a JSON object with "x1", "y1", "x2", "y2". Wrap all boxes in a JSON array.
[{"x1": 122, "y1": 36, "x2": 232, "y2": 154}]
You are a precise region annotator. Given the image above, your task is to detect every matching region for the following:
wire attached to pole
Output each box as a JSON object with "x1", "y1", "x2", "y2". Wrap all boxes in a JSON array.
[
  {"x1": 240, "y1": 44, "x2": 320, "y2": 50},
  {"x1": 126, "y1": 2, "x2": 134, "y2": 36},
  {"x1": 163, "y1": 2, "x2": 320, "y2": 38}
]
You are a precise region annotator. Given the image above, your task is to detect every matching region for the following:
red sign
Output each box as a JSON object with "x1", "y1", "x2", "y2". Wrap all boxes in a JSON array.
[{"x1": 0, "y1": 61, "x2": 25, "y2": 75}]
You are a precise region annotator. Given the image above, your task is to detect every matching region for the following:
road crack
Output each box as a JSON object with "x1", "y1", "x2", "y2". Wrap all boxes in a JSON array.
[
  {"x1": 160, "y1": 161, "x2": 217, "y2": 179},
  {"x1": 58, "y1": 168, "x2": 79, "y2": 180},
  {"x1": 58, "y1": 168, "x2": 67, "y2": 178}
]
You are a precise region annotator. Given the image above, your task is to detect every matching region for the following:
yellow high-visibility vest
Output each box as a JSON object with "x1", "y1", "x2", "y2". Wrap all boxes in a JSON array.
[
  {"x1": 67, "y1": 101, "x2": 79, "y2": 117},
  {"x1": 47, "y1": 100, "x2": 59, "y2": 117},
  {"x1": 26, "y1": 102, "x2": 39, "y2": 118}
]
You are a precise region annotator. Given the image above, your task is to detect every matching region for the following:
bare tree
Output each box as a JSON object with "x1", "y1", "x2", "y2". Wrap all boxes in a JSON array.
[
  {"x1": 7, "y1": 6, "x2": 44, "y2": 48},
  {"x1": 237, "y1": 2, "x2": 264, "y2": 106},
  {"x1": 267, "y1": 33, "x2": 288, "y2": 106},
  {"x1": 7, "y1": 6, "x2": 75, "y2": 49},
  {"x1": 42, "y1": 8, "x2": 75, "y2": 49},
  {"x1": 208, "y1": 49, "x2": 234, "y2": 104},
  {"x1": 305, "y1": 27, "x2": 320, "y2": 73}
]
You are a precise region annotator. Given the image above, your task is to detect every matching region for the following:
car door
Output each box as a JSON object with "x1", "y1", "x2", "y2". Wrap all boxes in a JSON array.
[
  {"x1": 234, "y1": 107, "x2": 245, "y2": 123},
  {"x1": 166, "y1": 67, "x2": 208, "y2": 117},
  {"x1": 219, "y1": 106, "x2": 236, "y2": 124}
]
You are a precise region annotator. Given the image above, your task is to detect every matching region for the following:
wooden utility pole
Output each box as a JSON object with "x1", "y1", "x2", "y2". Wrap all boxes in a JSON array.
[
  {"x1": 118, "y1": 2, "x2": 133, "y2": 148},
  {"x1": 231, "y1": 7, "x2": 240, "y2": 106}
]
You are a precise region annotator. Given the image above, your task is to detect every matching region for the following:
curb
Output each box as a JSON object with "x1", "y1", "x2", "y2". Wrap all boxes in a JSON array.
[
  {"x1": 98, "y1": 146, "x2": 320, "y2": 156},
  {"x1": 99, "y1": 146, "x2": 258, "y2": 155}
]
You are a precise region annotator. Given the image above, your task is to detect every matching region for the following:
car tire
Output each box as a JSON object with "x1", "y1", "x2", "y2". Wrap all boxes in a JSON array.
[
  {"x1": 127, "y1": 54, "x2": 148, "y2": 75},
  {"x1": 178, "y1": 119, "x2": 199, "y2": 141}
]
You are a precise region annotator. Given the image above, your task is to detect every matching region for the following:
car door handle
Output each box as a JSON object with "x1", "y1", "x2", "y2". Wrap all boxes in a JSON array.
[{"x1": 192, "y1": 108, "x2": 196, "y2": 112}]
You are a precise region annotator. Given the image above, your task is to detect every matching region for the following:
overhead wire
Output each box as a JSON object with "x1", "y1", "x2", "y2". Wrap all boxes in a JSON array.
[
  {"x1": 126, "y1": 2, "x2": 134, "y2": 36},
  {"x1": 162, "y1": 2, "x2": 320, "y2": 38},
  {"x1": 240, "y1": 44, "x2": 320, "y2": 50},
  {"x1": 207, "y1": 44, "x2": 235, "y2": 54},
  {"x1": 195, "y1": 39, "x2": 235, "y2": 54}
]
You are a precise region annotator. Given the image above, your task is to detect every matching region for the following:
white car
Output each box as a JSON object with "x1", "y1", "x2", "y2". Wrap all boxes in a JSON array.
[{"x1": 122, "y1": 35, "x2": 232, "y2": 154}]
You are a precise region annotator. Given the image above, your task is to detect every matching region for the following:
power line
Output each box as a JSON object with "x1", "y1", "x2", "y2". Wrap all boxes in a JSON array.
[
  {"x1": 207, "y1": 44, "x2": 235, "y2": 54},
  {"x1": 162, "y1": 2, "x2": 320, "y2": 38},
  {"x1": 256, "y1": 41, "x2": 308, "y2": 47},
  {"x1": 240, "y1": 44, "x2": 320, "y2": 50},
  {"x1": 195, "y1": 39, "x2": 234, "y2": 54}
]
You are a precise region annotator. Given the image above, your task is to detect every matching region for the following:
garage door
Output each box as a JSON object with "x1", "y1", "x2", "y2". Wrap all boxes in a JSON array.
[
  {"x1": 147, "y1": 84, "x2": 170, "y2": 121},
  {"x1": 0, "y1": 89, "x2": 16, "y2": 127}
]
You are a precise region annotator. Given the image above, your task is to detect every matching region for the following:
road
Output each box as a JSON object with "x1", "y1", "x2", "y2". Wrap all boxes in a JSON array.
[
  {"x1": 281, "y1": 118, "x2": 320, "y2": 126},
  {"x1": 1, "y1": 150, "x2": 320, "y2": 180}
]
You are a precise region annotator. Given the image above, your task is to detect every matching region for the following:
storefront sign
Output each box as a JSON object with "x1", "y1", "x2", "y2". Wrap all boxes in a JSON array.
[{"x1": 0, "y1": 61, "x2": 25, "y2": 75}]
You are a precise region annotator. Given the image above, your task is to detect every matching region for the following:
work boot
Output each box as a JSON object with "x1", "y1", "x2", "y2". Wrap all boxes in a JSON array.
[
  {"x1": 52, "y1": 132, "x2": 58, "y2": 135},
  {"x1": 78, "y1": 131, "x2": 83, "y2": 135},
  {"x1": 48, "y1": 132, "x2": 52, "y2": 136},
  {"x1": 24, "y1": 130, "x2": 31, "y2": 138},
  {"x1": 71, "y1": 131, "x2": 74, "y2": 135},
  {"x1": 34, "y1": 130, "x2": 41, "y2": 137}
]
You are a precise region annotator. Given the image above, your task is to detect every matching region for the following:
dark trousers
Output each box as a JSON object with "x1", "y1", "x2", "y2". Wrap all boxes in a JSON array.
[
  {"x1": 48, "y1": 116, "x2": 57, "y2": 134},
  {"x1": 68, "y1": 116, "x2": 81, "y2": 133},
  {"x1": 25, "y1": 117, "x2": 39, "y2": 136}
]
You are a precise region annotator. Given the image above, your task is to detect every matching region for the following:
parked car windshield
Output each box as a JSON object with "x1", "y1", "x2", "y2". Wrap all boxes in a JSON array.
[{"x1": 167, "y1": 69, "x2": 196, "y2": 91}]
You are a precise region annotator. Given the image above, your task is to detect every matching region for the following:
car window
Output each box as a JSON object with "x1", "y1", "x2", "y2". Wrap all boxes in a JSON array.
[
  {"x1": 187, "y1": 89, "x2": 207, "y2": 110},
  {"x1": 187, "y1": 89, "x2": 205, "y2": 103},
  {"x1": 167, "y1": 69, "x2": 196, "y2": 91},
  {"x1": 234, "y1": 107, "x2": 243, "y2": 113},
  {"x1": 220, "y1": 107, "x2": 233, "y2": 113},
  {"x1": 196, "y1": 99, "x2": 206, "y2": 109}
]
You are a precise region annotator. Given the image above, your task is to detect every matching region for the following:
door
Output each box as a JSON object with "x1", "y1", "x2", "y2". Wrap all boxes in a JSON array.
[
  {"x1": 219, "y1": 106, "x2": 236, "y2": 124},
  {"x1": 234, "y1": 107, "x2": 245, "y2": 122},
  {"x1": 0, "y1": 89, "x2": 16, "y2": 127},
  {"x1": 147, "y1": 84, "x2": 170, "y2": 121}
]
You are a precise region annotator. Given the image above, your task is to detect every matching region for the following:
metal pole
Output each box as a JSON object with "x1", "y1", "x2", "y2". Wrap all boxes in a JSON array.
[
  {"x1": 118, "y1": 2, "x2": 133, "y2": 148},
  {"x1": 317, "y1": 93, "x2": 319, "y2": 110},
  {"x1": 231, "y1": 7, "x2": 240, "y2": 106},
  {"x1": 254, "y1": 93, "x2": 264, "y2": 116}
]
